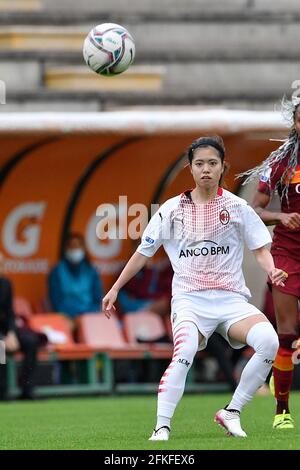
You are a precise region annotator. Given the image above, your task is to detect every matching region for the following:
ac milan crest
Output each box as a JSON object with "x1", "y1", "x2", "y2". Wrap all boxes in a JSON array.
[{"x1": 219, "y1": 208, "x2": 230, "y2": 225}]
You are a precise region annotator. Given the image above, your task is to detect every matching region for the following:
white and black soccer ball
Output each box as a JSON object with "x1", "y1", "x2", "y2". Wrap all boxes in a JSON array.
[{"x1": 83, "y1": 23, "x2": 135, "y2": 76}]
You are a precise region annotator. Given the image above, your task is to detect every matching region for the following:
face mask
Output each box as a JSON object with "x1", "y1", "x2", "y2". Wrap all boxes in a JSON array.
[{"x1": 65, "y1": 249, "x2": 85, "y2": 264}]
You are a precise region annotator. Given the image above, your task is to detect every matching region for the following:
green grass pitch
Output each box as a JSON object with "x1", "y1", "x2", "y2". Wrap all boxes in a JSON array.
[{"x1": 0, "y1": 392, "x2": 299, "y2": 450}]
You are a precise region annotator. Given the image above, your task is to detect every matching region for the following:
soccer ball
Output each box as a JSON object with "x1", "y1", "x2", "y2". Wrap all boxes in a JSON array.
[{"x1": 83, "y1": 23, "x2": 135, "y2": 76}]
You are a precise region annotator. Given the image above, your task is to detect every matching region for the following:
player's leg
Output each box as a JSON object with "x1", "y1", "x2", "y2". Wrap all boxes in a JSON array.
[
  {"x1": 272, "y1": 288, "x2": 298, "y2": 428},
  {"x1": 149, "y1": 321, "x2": 202, "y2": 441},
  {"x1": 227, "y1": 315, "x2": 279, "y2": 409},
  {"x1": 215, "y1": 315, "x2": 278, "y2": 437}
]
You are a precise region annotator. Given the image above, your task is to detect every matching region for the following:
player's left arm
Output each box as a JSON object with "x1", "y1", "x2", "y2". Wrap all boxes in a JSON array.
[{"x1": 252, "y1": 246, "x2": 288, "y2": 287}]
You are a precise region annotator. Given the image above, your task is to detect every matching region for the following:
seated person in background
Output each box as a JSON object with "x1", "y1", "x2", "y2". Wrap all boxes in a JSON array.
[
  {"x1": 48, "y1": 233, "x2": 103, "y2": 327},
  {"x1": 118, "y1": 257, "x2": 172, "y2": 320},
  {"x1": 0, "y1": 275, "x2": 47, "y2": 400}
]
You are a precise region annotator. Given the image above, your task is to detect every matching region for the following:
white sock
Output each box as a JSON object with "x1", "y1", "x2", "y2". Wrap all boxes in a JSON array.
[
  {"x1": 228, "y1": 321, "x2": 279, "y2": 412},
  {"x1": 155, "y1": 321, "x2": 199, "y2": 428},
  {"x1": 156, "y1": 415, "x2": 171, "y2": 430}
]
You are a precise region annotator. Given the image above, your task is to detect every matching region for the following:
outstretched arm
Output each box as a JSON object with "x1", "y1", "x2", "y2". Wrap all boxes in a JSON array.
[
  {"x1": 102, "y1": 251, "x2": 148, "y2": 317},
  {"x1": 253, "y1": 246, "x2": 288, "y2": 287}
]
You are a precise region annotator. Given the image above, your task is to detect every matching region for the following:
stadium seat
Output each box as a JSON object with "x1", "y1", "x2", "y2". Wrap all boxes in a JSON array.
[
  {"x1": 45, "y1": 66, "x2": 164, "y2": 92},
  {"x1": 77, "y1": 313, "x2": 148, "y2": 359},
  {"x1": 0, "y1": 2, "x2": 299, "y2": 110},
  {"x1": 77, "y1": 313, "x2": 125, "y2": 349},
  {"x1": 0, "y1": 28, "x2": 85, "y2": 51},
  {"x1": 29, "y1": 313, "x2": 73, "y2": 344},
  {"x1": 123, "y1": 311, "x2": 169, "y2": 344},
  {"x1": 29, "y1": 313, "x2": 93, "y2": 359},
  {"x1": 123, "y1": 312, "x2": 173, "y2": 361},
  {"x1": 77, "y1": 313, "x2": 174, "y2": 394},
  {"x1": 0, "y1": 0, "x2": 41, "y2": 11},
  {"x1": 7, "y1": 313, "x2": 105, "y2": 397},
  {"x1": 13, "y1": 296, "x2": 32, "y2": 320}
]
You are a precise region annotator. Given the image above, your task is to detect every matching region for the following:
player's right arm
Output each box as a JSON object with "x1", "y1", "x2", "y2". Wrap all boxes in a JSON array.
[
  {"x1": 253, "y1": 189, "x2": 300, "y2": 230},
  {"x1": 102, "y1": 252, "x2": 148, "y2": 317},
  {"x1": 102, "y1": 199, "x2": 173, "y2": 317}
]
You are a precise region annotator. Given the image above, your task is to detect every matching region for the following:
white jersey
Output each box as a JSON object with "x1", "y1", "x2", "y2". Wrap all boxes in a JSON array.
[{"x1": 137, "y1": 188, "x2": 271, "y2": 298}]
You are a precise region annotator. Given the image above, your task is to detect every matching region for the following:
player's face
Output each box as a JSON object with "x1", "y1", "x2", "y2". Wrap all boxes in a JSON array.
[
  {"x1": 190, "y1": 147, "x2": 223, "y2": 188},
  {"x1": 294, "y1": 107, "x2": 300, "y2": 135}
]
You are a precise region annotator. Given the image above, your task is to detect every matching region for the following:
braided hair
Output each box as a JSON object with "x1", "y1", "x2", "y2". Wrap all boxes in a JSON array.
[{"x1": 237, "y1": 98, "x2": 300, "y2": 202}]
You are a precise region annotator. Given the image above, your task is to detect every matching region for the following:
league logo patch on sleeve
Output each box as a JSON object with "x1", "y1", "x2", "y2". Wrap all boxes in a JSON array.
[
  {"x1": 260, "y1": 166, "x2": 272, "y2": 182},
  {"x1": 145, "y1": 236, "x2": 155, "y2": 244}
]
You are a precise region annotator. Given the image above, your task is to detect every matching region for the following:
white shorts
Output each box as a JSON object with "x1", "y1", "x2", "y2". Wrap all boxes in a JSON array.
[{"x1": 171, "y1": 290, "x2": 264, "y2": 350}]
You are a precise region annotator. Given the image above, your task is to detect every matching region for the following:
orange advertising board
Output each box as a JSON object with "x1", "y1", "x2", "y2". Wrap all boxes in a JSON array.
[{"x1": 0, "y1": 115, "x2": 284, "y2": 307}]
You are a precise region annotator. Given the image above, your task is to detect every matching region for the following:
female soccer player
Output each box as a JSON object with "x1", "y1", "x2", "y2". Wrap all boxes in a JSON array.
[
  {"x1": 103, "y1": 136, "x2": 287, "y2": 439},
  {"x1": 243, "y1": 100, "x2": 300, "y2": 430}
]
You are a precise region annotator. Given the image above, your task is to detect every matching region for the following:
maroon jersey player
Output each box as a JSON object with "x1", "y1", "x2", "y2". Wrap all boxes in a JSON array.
[{"x1": 242, "y1": 99, "x2": 300, "y2": 430}]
